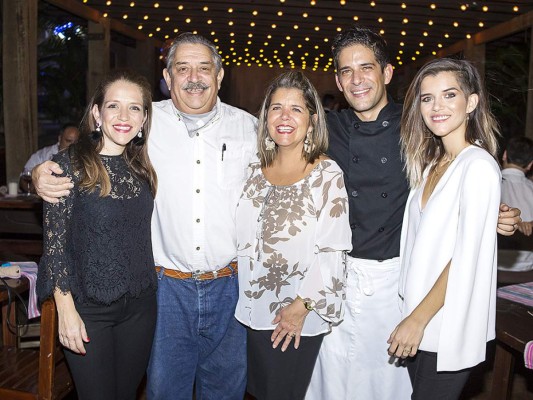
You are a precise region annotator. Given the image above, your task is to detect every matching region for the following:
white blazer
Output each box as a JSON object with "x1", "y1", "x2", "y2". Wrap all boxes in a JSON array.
[{"x1": 398, "y1": 145, "x2": 501, "y2": 371}]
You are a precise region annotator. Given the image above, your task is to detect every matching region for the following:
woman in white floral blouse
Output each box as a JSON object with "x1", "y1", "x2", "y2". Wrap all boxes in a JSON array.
[{"x1": 235, "y1": 71, "x2": 352, "y2": 400}]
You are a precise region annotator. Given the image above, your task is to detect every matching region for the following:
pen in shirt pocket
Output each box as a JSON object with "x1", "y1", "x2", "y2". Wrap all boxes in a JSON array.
[{"x1": 221, "y1": 143, "x2": 227, "y2": 161}]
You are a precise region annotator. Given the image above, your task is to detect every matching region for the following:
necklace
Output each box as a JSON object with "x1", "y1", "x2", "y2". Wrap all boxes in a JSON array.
[{"x1": 424, "y1": 157, "x2": 455, "y2": 200}]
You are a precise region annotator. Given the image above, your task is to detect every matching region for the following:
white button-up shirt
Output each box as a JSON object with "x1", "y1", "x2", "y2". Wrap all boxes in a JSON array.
[
  {"x1": 501, "y1": 168, "x2": 533, "y2": 222},
  {"x1": 24, "y1": 143, "x2": 59, "y2": 173},
  {"x1": 149, "y1": 98, "x2": 257, "y2": 272}
]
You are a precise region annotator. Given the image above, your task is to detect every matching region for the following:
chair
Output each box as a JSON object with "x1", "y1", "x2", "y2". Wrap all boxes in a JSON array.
[{"x1": 0, "y1": 298, "x2": 74, "y2": 399}]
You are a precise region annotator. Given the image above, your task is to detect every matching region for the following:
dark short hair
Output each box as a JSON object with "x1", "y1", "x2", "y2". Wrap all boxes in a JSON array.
[
  {"x1": 506, "y1": 136, "x2": 533, "y2": 167},
  {"x1": 60, "y1": 122, "x2": 78, "y2": 134},
  {"x1": 332, "y1": 25, "x2": 390, "y2": 72}
]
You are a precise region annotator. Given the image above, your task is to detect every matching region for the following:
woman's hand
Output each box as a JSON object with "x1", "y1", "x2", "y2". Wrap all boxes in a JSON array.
[
  {"x1": 54, "y1": 292, "x2": 90, "y2": 354},
  {"x1": 271, "y1": 299, "x2": 310, "y2": 352},
  {"x1": 387, "y1": 315, "x2": 425, "y2": 359}
]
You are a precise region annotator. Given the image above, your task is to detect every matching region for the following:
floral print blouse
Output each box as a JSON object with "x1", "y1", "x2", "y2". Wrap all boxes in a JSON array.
[{"x1": 235, "y1": 159, "x2": 352, "y2": 336}]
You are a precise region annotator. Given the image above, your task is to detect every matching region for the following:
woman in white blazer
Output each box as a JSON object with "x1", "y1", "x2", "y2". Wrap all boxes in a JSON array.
[{"x1": 387, "y1": 58, "x2": 501, "y2": 399}]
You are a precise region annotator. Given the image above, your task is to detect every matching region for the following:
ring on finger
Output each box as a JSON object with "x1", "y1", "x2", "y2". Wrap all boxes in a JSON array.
[{"x1": 288, "y1": 332, "x2": 296, "y2": 338}]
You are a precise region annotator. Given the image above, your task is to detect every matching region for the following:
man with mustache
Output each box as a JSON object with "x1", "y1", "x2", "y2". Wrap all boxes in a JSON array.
[{"x1": 33, "y1": 33, "x2": 257, "y2": 400}]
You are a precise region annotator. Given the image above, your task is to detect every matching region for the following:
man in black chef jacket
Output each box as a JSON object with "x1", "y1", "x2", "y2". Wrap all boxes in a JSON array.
[{"x1": 306, "y1": 25, "x2": 521, "y2": 400}]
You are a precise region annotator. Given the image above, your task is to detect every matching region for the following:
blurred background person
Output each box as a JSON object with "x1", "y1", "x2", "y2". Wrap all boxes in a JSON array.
[
  {"x1": 501, "y1": 136, "x2": 533, "y2": 236},
  {"x1": 235, "y1": 71, "x2": 351, "y2": 400},
  {"x1": 37, "y1": 69, "x2": 158, "y2": 400},
  {"x1": 321, "y1": 93, "x2": 338, "y2": 113},
  {"x1": 23, "y1": 123, "x2": 80, "y2": 174},
  {"x1": 20, "y1": 123, "x2": 80, "y2": 193}
]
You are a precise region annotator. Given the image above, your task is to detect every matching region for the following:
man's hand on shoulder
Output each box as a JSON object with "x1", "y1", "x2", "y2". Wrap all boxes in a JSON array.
[
  {"x1": 497, "y1": 203, "x2": 522, "y2": 236},
  {"x1": 32, "y1": 161, "x2": 73, "y2": 203}
]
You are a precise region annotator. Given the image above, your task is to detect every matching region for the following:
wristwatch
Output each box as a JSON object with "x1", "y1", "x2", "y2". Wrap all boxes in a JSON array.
[{"x1": 296, "y1": 296, "x2": 315, "y2": 311}]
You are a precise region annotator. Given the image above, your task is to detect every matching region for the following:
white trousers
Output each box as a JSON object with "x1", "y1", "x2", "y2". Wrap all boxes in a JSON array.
[{"x1": 306, "y1": 256, "x2": 412, "y2": 400}]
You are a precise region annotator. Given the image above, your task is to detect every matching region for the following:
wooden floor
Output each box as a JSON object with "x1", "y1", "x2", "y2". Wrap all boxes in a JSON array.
[{"x1": 460, "y1": 342, "x2": 533, "y2": 400}]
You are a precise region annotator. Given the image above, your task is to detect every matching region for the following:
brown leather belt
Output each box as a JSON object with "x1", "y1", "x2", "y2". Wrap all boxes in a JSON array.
[{"x1": 155, "y1": 261, "x2": 238, "y2": 281}]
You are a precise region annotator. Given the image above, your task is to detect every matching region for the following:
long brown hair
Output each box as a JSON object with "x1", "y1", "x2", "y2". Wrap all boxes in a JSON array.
[
  {"x1": 74, "y1": 69, "x2": 157, "y2": 196},
  {"x1": 401, "y1": 58, "x2": 499, "y2": 188}
]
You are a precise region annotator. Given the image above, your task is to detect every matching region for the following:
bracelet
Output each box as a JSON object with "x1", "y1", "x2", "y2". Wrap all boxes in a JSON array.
[{"x1": 296, "y1": 296, "x2": 315, "y2": 311}]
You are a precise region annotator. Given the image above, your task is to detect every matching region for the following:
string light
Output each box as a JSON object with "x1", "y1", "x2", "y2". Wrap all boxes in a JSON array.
[{"x1": 67, "y1": 1, "x2": 533, "y2": 70}]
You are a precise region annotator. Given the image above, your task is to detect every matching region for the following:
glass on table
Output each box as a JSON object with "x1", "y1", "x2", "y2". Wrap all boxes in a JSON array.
[{"x1": 20, "y1": 170, "x2": 33, "y2": 195}]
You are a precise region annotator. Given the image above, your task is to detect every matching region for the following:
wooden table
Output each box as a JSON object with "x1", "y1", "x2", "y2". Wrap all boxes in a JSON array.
[
  {"x1": 0, "y1": 195, "x2": 42, "y2": 235},
  {"x1": 0, "y1": 196, "x2": 43, "y2": 261},
  {"x1": 490, "y1": 296, "x2": 533, "y2": 400},
  {"x1": 0, "y1": 277, "x2": 29, "y2": 347}
]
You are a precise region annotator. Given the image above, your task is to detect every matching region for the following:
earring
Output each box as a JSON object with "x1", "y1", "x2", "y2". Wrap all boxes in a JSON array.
[
  {"x1": 137, "y1": 128, "x2": 143, "y2": 138},
  {"x1": 303, "y1": 134, "x2": 314, "y2": 154},
  {"x1": 265, "y1": 137, "x2": 276, "y2": 151},
  {"x1": 90, "y1": 123, "x2": 103, "y2": 142}
]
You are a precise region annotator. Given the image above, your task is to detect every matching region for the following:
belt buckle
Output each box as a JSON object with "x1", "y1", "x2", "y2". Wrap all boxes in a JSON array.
[{"x1": 191, "y1": 270, "x2": 203, "y2": 280}]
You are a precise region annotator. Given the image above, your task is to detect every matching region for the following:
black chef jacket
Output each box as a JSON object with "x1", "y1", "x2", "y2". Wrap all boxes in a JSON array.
[{"x1": 326, "y1": 97, "x2": 409, "y2": 261}]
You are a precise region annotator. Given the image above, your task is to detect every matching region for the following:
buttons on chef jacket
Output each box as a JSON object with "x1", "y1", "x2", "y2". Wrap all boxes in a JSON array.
[
  {"x1": 378, "y1": 227, "x2": 385, "y2": 232},
  {"x1": 382, "y1": 120, "x2": 389, "y2": 127},
  {"x1": 381, "y1": 157, "x2": 388, "y2": 164},
  {"x1": 351, "y1": 190, "x2": 359, "y2": 198},
  {"x1": 354, "y1": 123, "x2": 360, "y2": 129},
  {"x1": 352, "y1": 156, "x2": 359, "y2": 163},
  {"x1": 381, "y1": 192, "x2": 388, "y2": 198}
]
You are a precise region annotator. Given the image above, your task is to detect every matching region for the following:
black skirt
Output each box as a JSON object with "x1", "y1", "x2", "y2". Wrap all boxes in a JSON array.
[{"x1": 246, "y1": 327, "x2": 324, "y2": 400}]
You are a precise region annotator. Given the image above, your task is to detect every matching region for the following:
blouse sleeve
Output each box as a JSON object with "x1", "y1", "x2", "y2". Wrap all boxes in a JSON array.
[
  {"x1": 437, "y1": 156, "x2": 501, "y2": 371},
  {"x1": 36, "y1": 151, "x2": 76, "y2": 302},
  {"x1": 297, "y1": 160, "x2": 352, "y2": 323}
]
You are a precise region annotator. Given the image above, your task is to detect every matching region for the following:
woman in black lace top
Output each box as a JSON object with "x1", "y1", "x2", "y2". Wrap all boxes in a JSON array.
[{"x1": 37, "y1": 70, "x2": 158, "y2": 400}]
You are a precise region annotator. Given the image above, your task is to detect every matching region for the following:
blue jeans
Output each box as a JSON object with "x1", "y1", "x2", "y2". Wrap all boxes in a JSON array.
[{"x1": 147, "y1": 268, "x2": 246, "y2": 400}]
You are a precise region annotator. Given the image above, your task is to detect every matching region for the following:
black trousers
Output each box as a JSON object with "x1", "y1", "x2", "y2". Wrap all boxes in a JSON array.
[
  {"x1": 246, "y1": 327, "x2": 324, "y2": 400},
  {"x1": 64, "y1": 293, "x2": 157, "y2": 400},
  {"x1": 407, "y1": 350, "x2": 471, "y2": 400}
]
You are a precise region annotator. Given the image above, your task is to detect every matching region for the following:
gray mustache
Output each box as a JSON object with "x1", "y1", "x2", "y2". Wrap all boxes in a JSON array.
[{"x1": 182, "y1": 81, "x2": 210, "y2": 91}]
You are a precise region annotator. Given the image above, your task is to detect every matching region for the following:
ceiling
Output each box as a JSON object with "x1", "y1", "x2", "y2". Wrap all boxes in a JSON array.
[{"x1": 70, "y1": 1, "x2": 533, "y2": 71}]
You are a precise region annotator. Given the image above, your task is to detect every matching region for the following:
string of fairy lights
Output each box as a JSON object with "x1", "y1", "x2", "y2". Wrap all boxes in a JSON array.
[{"x1": 79, "y1": 1, "x2": 530, "y2": 71}]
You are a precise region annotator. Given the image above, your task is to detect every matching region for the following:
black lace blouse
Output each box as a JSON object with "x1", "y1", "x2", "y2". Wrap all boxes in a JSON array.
[{"x1": 37, "y1": 149, "x2": 157, "y2": 305}]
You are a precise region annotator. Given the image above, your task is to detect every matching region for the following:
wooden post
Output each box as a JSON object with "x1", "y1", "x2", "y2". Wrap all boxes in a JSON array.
[
  {"x1": 464, "y1": 42, "x2": 486, "y2": 81},
  {"x1": 526, "y1": 28, "x2": 533, "y2": 139},
  {"x1": 87, "y1": 18, "x2": 110, "y2": 101},
  {"x1": 133, "y1": 38, "x2": 157, "y2": 87},
  {"x1": 2, "y1": 0, "x2": 38, "y2": 183}
]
